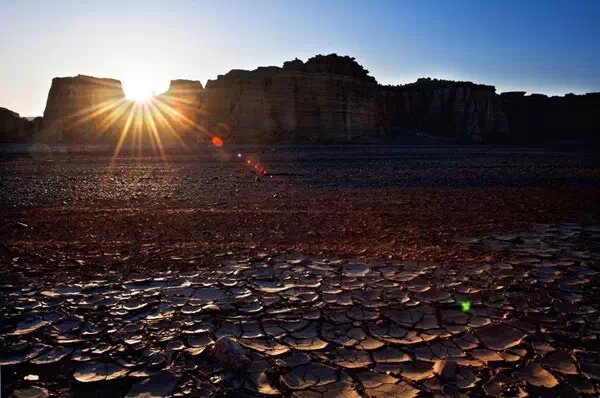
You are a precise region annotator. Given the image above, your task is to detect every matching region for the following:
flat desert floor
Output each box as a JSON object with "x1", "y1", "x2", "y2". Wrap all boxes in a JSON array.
[{"x1": 0, "y1": 145, "x2": 599, "y2": 397}]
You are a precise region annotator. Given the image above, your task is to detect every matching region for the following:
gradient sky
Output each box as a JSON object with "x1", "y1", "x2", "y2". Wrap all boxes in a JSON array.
[{"x1": 2, "y1": 0, "x2": 599, "y2": 116}]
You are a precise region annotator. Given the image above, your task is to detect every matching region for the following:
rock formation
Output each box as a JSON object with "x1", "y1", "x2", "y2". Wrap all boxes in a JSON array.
[
  {"x1": 500, "y1": 91, "x2": 600, "y2": 143},
  {"x1": 201, "y1": 55, "x2": 384, "y2": 143},
  {"x1": 0, "y1": 107, "x2": 37, "y2": 142},
  {"x1": 42, "y1": 75, "x2": 127, "y2": 142},
  {"x1": 4, "y1": 54, "x2": 596, "y2": 145},
  {"x1": 157, "y1": 80, "x2": 205, "y2": 138},
  {"x1": 379, "y1": 79, "x2": 509, "y2": 143}
]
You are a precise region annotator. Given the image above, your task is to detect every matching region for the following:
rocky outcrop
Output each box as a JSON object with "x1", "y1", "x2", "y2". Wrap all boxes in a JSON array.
[
  {"x1": 0, "y1": 107, "x2": 36, "y2": 142},
  {"x1": 158, "y1": 80, "x2": 205, "y2": 138},
  {"x1": 500, "y1": 91, "x2": 600, "y2": 143},
  {"x1": 201, "y1": 55, "x2": 384, "y2": 143},
  {"x1": 25, "y1": 54, "x2": 599, "y2": 145},
  {"x1": 42, "y1": 75, "x2": 126, "y2": 142},
  {"x1": 379, "y1": 79, "x2": 509, "y2": 143}
]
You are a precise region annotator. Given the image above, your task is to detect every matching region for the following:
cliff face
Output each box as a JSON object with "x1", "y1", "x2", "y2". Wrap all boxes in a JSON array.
[
  {"x1": 202, "y1": 55, "x2": 384, "y2": 143},
  {"x1": 158, "y1": 80, "x2": 205, "y2": 138},
  {"x1": 0, "y1": 107, "x2": 36, "y2": 142},
  {"x1": 500, "y1": 91, "x2": 600, "y2": 143},
  {"x1": 379, "y1": 79, "x2": 509, "y2": 142},
  {"x1": 25, "y1": 54, "x2": 599, "y2": 145},
  {"x1": 42, "y1": 75, "x2": 126, "y2": 142}
]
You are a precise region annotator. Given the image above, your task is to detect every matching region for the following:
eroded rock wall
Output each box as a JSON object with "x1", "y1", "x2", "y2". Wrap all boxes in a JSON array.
[
  {"x1": 0, "y1": 107, "x2": 34, "y2": 142},
  {"x1": 158, "y1": 80, "x2": 205, "y2": 139},
  {"x1": 379, "y1": 79, "x2": 509, "y2": 142},
  {"x1": 201, "y1": 56, "x2": 384, "y2": 144},
  {"x1": 31, "y1": 55, "x2": 598, "y2": 145},
  {"x1": 500, "y1": 91, "x2": 600, "y2": 143},
  {"x1": 42, "y1": 75, "x2": 126, "y2": 142}
]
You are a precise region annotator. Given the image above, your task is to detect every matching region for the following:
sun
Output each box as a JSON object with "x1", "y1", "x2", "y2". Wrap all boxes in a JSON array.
[{"x1": 123, "y1": 80, "x2": 155, "y2": 102}]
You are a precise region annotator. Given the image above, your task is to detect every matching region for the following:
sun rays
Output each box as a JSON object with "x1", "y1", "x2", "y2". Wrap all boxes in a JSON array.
[
  {"x1": 63, "y1": 91, "x2": 219, "y2": 166},
  {"x1": 58, "y1": 86, "x2": 268, "y2": 176}
]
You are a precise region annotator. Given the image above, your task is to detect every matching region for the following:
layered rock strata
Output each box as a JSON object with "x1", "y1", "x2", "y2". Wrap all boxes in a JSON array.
[
  {"x1": 42, "y1": 75, "x2": 127, "y2": 142},
  {"x1": 158, "y1": 80, "x2": 205, "y2": 138},
  {"x1": 379, "y1": 79, "x2": 509, "y2": 143},
  {"x1": 201, "y1": 55, "x2": 384, "y2": 143},
  {"x1": 19, "y1": 54, "x2": 600, "y2": 144}
]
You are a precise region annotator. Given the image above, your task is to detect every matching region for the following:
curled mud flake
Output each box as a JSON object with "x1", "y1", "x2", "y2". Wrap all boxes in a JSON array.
[
  {"x1": 475, "y1": 323, "x2": 526, "y2": 350},
  {"x1": 192, "y1": 287, "x2": 227, "y2": 302},
  {"x1": 433, "y1": 358, "x2": 457, "y2": 380},
  {"x1": 401, "y1": 362, "x2": 435, "y2": 381},
  {"x1": 292, "y1": 379, "x2": 361, "y2": 398},
  {"x1": 342, "y1": 264, "x2": 371, "y2": 277},
  {"x1": 73, "y1": 361, "x2": 128, "y2": 383},
  {"x1": 9, "y1": 316, "x2": 49, "y2": 336},
  {"x1": 12, "y1": 386, "x2": 49, "y2": 398},
  {"x1": 239, "y1": 338, "x2": 291, "y2": 356},
  {"x1": 330, "y1": 347, "x2": 373, "y2": 369},
  {"x1": 30, "y1": 346, "x2": 73, "y2": 365},
  {"x1": 470, "y1": 349, "x2": 504, "y2": 364},
  {"x1": 367, "y1": 322, "x2": 408, "y2": 344},
  {"x1": 453, "y1": 366, "x2": 480, "y2": 389},
  {"x1": 515, "y1": 362, "x2": 559, "y2": 388},
  {"x1": 126, "y1": 371, "x2": 179, "y2": 398},
  {"x1": 0, "y1": 344, "x2": 47, "y2": 366},
  {"x1": 283, "y1": 337, "x2": 329, "y2": 351},
  {"x1": 275, "y1": 351, "x2": 312, "y2": 368},
  {"x1": 280, "y1": 363, "x2": 337, "y2": 390},
  {"x1": 542, "y1": 350, "x2": 578, "y2": 375},
  {"x1": 347, "y1": 307, "x2": 379, "y2": 321},
  {"x1": 372, "y1": 347, "x2": 411, "y2": 364},
  {"x1": 240, "y1": 302, "x2": 264, "y2": 314}
]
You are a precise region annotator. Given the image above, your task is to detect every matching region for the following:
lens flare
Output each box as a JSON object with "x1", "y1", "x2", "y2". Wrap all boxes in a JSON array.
[
  {"x1": 460, "y1": 301, "x2": 471, "y2": 313},
  {"x1": 211, "y1": 136, "x2": 223, "y2": 147}
]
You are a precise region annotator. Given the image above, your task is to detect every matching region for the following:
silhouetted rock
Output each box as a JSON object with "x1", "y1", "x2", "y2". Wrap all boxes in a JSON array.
[
  {"x1": 42, "y1": 75, "x2": 126, "y2": 142},
  {"x1": 379, "y1": 78, "x2": 509, "y2": 143},
  {"x1": 202, "y1": 54, "x2": 383, "y2": 143},
  {"x1": 22, "y1": 55, "x2": 600, "y2": 145},
  {"x1": 0, "y1": 107, "x2": 37, "y2": 142},
  {"x1": 158, "y1": 79, "x2": 205, "y2": 138},
  {"x1": 500, "y1": 91, "x2": 600, "y2": 144}
]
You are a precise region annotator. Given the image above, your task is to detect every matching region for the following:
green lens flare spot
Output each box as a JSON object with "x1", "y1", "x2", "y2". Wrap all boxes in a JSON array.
[{"x1": 460, "y1": 301, "x2": 471, "y2": 313}]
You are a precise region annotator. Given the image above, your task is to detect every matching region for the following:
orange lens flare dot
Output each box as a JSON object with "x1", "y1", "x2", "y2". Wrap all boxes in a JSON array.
[{"x1": 211, "y1": 136, "x2": 223, "y2": 147}]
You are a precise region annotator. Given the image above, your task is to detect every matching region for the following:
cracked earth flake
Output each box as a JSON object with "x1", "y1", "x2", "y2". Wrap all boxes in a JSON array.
[
  {"x1": 30, "y1": 346, "x2": 73, "y2": 365},
  {"x1": 515, "y1": 362, "x2": 559, "y2": 388},
  {"x1": 0, "y1": 344, "x2": 47, "y2": 366},
  {"x1": 542, "y1": 350, "x2": 579, "y2": 375},
  {"x1": 330, "y1": 347, "x2": 372, "y2": 368},
  {"x1": 1, "y1": 223, "x2": 599, "y2": 396},
  {"x1": 12, "y1": 386, "x2": 49, "y2": 398},
  {"x1": 73, "y1": 361, "x2": 127, "y2": 383},
  {"x1": 126, "y1": 371, "x2": 179, "y2": 398},
  {"x1": 240, "y1": 338, "x2": 290, "y2": 356},
  {"x1": 357, "y1": 372, "x2": 420, "y2": 398},
  {"x1": 475, "y1": 323, "x2": 526, "y2": 350},
  {"x1": 280, "y1": 363, "x2": 337, "y2": 390}
]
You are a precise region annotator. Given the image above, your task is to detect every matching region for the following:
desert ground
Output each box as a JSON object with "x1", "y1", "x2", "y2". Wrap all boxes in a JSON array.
[{"x1": 1, "y1": 144, "x2": 599, "y2": 397}]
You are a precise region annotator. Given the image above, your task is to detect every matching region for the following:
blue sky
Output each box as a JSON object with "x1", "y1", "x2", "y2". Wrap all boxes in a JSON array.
[{"x1": 2, "y1": 0, "x2": 599, "y2": 116}]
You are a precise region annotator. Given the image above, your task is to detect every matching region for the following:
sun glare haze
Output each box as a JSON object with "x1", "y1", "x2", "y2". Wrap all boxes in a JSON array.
[{"x1": 123, "y1": 80, "x2": 156, "y2": 102}]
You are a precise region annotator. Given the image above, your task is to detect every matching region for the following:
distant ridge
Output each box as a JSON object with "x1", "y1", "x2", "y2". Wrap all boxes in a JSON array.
[{"x1": 1, "y1": 54, "x2": 599, "y2": 145}]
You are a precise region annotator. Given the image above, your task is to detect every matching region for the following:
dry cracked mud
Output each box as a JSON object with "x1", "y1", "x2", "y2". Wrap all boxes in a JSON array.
[{"x1": 1, "y1": 223, "x2": 599, "y2": 397}]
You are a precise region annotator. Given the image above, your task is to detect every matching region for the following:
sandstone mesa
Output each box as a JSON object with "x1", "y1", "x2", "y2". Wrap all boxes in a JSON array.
[{"x1": 1, "y1": 54, "x2": 599, "y2": 144}]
